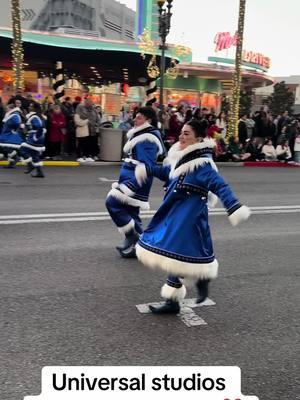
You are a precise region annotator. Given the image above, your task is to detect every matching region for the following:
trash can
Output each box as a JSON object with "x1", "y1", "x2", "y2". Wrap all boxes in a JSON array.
[{"x1": 99, "y1": 128, "x2": 124, "y2": 161}]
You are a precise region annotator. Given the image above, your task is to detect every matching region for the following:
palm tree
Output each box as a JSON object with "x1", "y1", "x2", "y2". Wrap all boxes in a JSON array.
[
  {"x1": 11, "y1": 0, "x2": 24, "y2": 89},
  {"x1": 227, "y1": 0, "x2": 246, "y2": 139}
]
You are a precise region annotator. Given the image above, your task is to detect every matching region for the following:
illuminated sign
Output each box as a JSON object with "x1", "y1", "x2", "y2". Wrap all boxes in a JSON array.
[
  {"x1": 213, "y1": 31, "x2": 271, "y2": 71},
  {"x1": 214, "y1": 32, "x2": 238, "y2": 52},
  {"x1": 243, "y1": 51, "x2": 270, "y2": 69}
]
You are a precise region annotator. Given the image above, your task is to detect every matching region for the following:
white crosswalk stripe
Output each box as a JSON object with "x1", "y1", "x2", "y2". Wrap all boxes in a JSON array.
[{"x1": 0, "y1": 205, "x2": 299, "y2": 225}]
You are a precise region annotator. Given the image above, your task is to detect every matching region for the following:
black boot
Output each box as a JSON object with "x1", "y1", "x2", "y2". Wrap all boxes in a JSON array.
[
  {"x1": 196, "y1": 279, "x2": 210, "y2": 304},
  {"x1": 31, "y1": 166, "x2": 45, "y2": 178},
  {"x1": 24, "y1": 162, "x2": 35, "y2": 174},
  {"x1": 3, "y1": 160, "x2": 17, "y2": 169},
  {"x1": 149, "y1": 299, "x2": 180, "y2": 314},
  {"x1": 116, "y1": 229, "x2": 139, "y2": 258}
]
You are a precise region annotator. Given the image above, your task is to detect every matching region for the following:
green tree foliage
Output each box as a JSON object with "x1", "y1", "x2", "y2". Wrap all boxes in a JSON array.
[
  {"x1": 222, "y1": 90, "x2": 253, "y2": 116},
  {"x1": 265, "y1": 81, "x2": 295, "y2": 115},
  {"x1": 239, "y1": 89, "x2": 253, "y2": 116}
]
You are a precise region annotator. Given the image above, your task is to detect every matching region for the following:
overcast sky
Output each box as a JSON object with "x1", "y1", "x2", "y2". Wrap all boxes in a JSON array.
[{"x1": 120, "y1": 0, "x2": 300, "y2": 77}]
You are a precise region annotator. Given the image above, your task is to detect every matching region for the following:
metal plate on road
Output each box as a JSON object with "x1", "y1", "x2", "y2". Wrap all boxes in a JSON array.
[{"x1": 136, "y1": 298, "x2": 215, "y2": 327}]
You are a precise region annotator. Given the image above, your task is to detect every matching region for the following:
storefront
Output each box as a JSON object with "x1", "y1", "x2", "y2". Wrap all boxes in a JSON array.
[
  {"x1": 0, "y1": 26, "x2": 183, "y2": 114},
  {"x1": 158, "y1": 75, "x2": 222, "y2": 111}
]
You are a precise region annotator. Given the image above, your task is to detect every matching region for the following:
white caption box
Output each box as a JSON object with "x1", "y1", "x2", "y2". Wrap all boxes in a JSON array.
[{"x1": 24, "y1": 366, "x2": 258, "y2": 400}]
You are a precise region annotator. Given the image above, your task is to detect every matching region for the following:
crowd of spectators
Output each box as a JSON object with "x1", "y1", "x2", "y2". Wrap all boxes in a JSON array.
[
  {"x1": 158, "y1": 105, "x2": 300, "y2": 164},
  {"x1": 1, "y1": 89, "x2": 300, "y2": 164},
  {"x1": 0, "y1": 90, "x2": 110, "y2": 162}
]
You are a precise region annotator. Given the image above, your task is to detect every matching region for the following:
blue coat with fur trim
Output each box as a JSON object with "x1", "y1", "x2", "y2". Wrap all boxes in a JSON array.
[
  {"x1": 0, "y1": 108, "x2": 23, "y2": 148},
  {"x1": 22, "y1": 112, "x2": 46, "y2": 152},
  {"x1": 107, "y1": 122, "x2": 164, "y2": 210},
  {"x1": 135, "y1": 139, "x2": 250, "y2": 280}
]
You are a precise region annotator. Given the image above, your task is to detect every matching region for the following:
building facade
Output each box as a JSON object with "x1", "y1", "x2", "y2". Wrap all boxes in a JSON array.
[
  {"x1": 136, "y1": 0, "x2": 159, "y2": 40},
  {"x1": 253, "y1": 75, "x2": 300, "y2": 114},
  {"x1": 0, "y1": 0, "x2": 135, "y2": 41}
]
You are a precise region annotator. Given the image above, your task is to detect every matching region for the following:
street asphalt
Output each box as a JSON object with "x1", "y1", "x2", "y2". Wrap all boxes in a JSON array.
[{"x1": 0, "y1": 166, "x2": 299, "y2": 400}]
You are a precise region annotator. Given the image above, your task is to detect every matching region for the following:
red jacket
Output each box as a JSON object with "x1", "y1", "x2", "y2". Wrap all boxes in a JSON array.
[
  {"x1": 169, "y1": 114, "x2": 184, "y2": 141},
  {"x1": 207, "y1": 124, "x2": 221, "y2": 138},
  {"x1": 49, "y1": 112, "x2": 66, "y2": 142}
]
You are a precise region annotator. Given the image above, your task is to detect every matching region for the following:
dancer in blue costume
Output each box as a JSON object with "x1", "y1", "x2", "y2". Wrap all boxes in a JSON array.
[
  {"x1": 0, "y1": 104, "x2": 24, "y2": 168},
  {"x1": 135, "y1": 119, "x2": 251, "y2": 314},
  {"x1": 21, "y1": 102, "x2": 46, "y2": 178},
  {"x1": 106, "y1": 106, "x2": 164, "y2": 258}
]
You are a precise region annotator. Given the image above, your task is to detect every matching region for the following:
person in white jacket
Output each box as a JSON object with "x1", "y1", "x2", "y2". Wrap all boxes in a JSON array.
[
  {"x1": 261, "y1": 139, "x2": 277, "y2": 161},
  {"x1": 294, "y1": 133, "x2": 300, "y2": 163},
  {"x1": 276, "y1": 138, "x2": 292, "y2": 162}
]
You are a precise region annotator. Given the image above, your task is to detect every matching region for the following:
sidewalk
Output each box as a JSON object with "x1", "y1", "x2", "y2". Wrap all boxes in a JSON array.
[{"x1": 0, "y1": 159, "x2": 299, "y2": 168}]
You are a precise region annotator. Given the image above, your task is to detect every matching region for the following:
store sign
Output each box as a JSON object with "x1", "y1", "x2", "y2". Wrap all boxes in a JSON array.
[
  {"x1": 214, "y1": 32, "x2": 238, "y2": 52},
  {"x1": 242, "y1": 51, "x2": 270, "y2": 69},
  {"x1": 213, "y1": 31, "x2": 271, "y2": 71}
]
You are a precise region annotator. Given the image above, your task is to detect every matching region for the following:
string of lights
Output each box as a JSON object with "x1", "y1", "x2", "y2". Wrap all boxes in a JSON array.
[
  {"x1": 11, "y1": 0, "x2": 24, "y2": 90},
  {"x1": 227, "y1": 0, "x2": 246, "y2": 140}
]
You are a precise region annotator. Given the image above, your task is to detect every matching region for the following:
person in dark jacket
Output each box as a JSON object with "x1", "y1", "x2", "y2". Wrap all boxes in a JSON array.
[
  {"x1": 0, "y1": 97, "x2": 6, "y2": 131},
  {"x1": 244, "y1": 137, "x2": 264, "y2": 161},
  {"x1": 7, "y1": 88, "x2": 30, "y2": 112},
  {"x1": 238, "y1": 114, "x2": 248, "y2": 145}
]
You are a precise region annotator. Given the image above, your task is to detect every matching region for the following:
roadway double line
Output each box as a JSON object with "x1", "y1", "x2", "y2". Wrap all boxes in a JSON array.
[{"x1": 0, "y1": 206, "x2": 300, "y2": 225}]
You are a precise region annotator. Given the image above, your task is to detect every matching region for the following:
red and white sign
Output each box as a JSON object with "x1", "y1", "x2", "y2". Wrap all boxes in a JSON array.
[
  {"x1": 242, "y1": 51, "x2": 270, "y2": 69},
  {"x1": 214, "y1": 31, "x2": 271, "y2": 70},
  {"x1": 214, "y1": 32, "x2": 238, "y2": 52}
]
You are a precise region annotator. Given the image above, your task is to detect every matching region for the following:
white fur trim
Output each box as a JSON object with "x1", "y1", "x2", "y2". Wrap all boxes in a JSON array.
[
  {"x1": 119, "y1": 183, "x2": 135, "y2": 197},
  {"x1": 136, "y1": 243, "x2": 219, "y2": 279},
  {"x1": 7, "y1": 150, "x2": 17, "y2": 157},
  {"x1": 3, "y1": 108, "x2": 21, "y2": 122},
  {"x1": 32, "y1": 161, "x2": 43, "y2": 167},
  {"x1": 169, "y1": 157, "x2": 218, "y2": 179},
  {"x1": 166, "y1": 138, "x2": 216, "y2": 163},
  {"x1": 26, "y1": 113, "x2": 39, "y2": 126},
  {"x1": 118, "y1": 219, "x2": 135, "y2": 235},
  {"x1": 207, "y1": 192, "x2": 218, "y2": 208},
  {"x1": 111, "y1": 181, "x2": 119, "y2": 189},
  {"x1": 0, "y1": 142, "x2": 21, "y2": 149},
  {"x1": 21, "y1": 142, "x2": 45, "y2": 152},
  {"x1": 123, "y1": 133, "x2": 163, "y2": 155},
  {"x1": 163, "y1": 139, "x2": 218, "y2": 178},
  {"x1": 161, "y1": 283, "x2": 187, "y2": 301},
  {"x1": 107, "y1": 188, "x2": 150, "y2": 210},
  {"x1": 228, "y1": 205, "x2": 251, "y2": 226},
  {"x1": 135, "y1": 163, "x2": 147, "y2": 186},
  {"x1": 126, "y1": 122, "x2": 152, "y2": 139},
  {"x1": 123, "y1": 158, "x2": 140, "y2": 165},
  {"x1": 26, "y1": 111, "x2": 36, "y2": 119}
]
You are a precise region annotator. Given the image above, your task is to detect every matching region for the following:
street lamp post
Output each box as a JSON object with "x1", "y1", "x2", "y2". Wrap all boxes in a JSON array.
[{"x1": 157, "y1": 0, "x2": 173, "y2": 109}]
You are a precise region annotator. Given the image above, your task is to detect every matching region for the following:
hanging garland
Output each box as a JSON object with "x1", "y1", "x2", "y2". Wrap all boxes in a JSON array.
[
  {"x1": 227, "y1": 0, "x2": 247, "y2": 140},
  {"x1": 11, "y1": 0, "x2": 24, "y2": 90}
]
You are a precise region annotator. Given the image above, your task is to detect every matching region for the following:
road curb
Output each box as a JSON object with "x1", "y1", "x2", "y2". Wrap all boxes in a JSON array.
[
  {"x1": 0, "y1": 161, "x2": 80, "y2": 167},
  {"x1": 1, "y1": 160, "x2": 298, "y2": 168}
]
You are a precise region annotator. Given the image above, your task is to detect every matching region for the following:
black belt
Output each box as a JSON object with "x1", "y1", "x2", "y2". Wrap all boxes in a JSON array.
[{"x1": 175, "y1": 183, "x2": 208, "y2": 198}]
